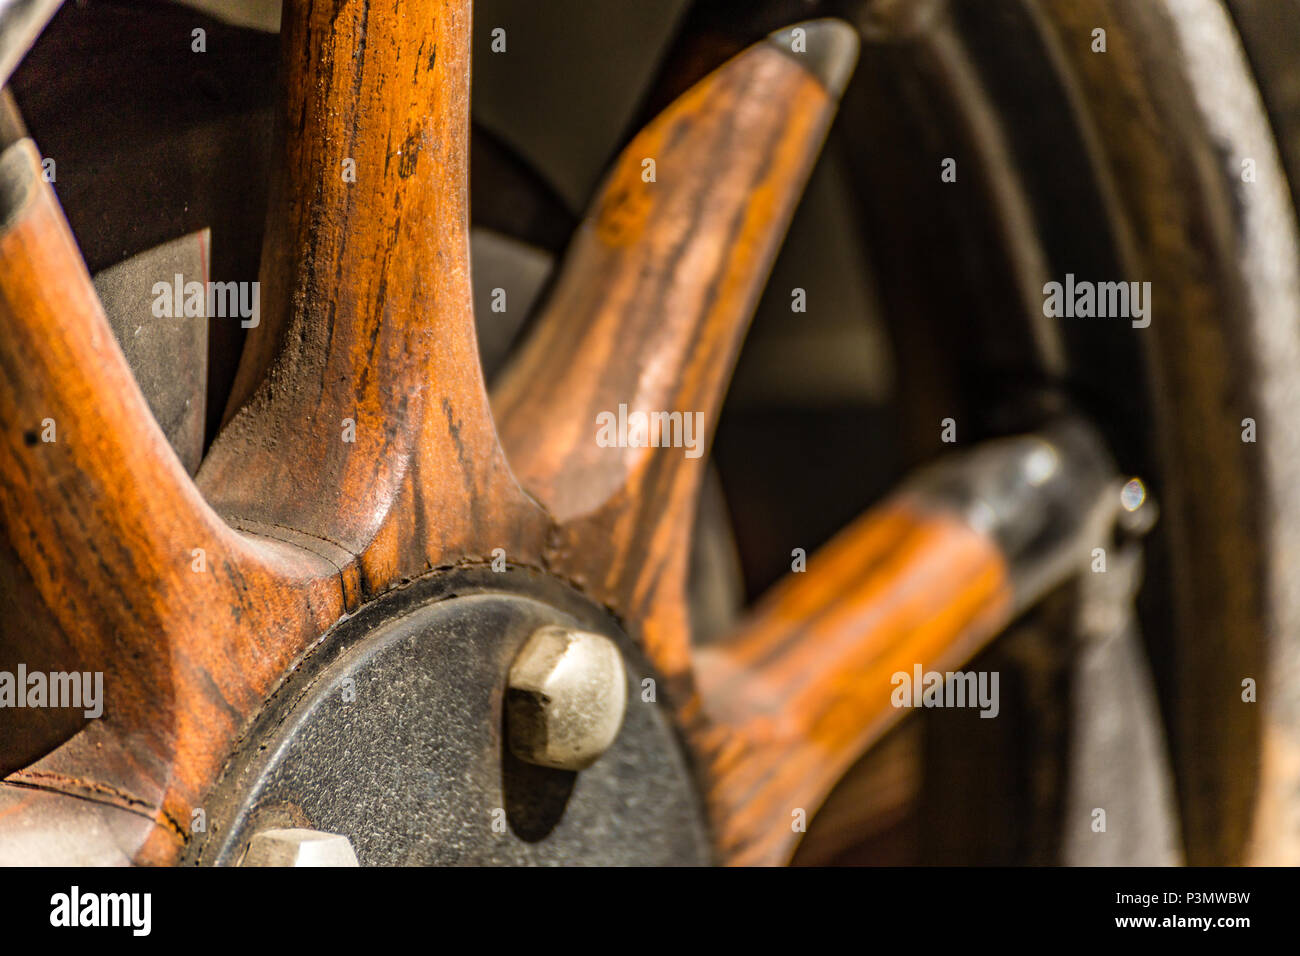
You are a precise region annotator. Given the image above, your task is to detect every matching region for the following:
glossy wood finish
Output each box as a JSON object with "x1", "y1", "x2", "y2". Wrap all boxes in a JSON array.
[
  {"x1": 0, "y1": 0, "x2": 547, "y2": 864},
  {"x1": 694, "y1": 498, "x2": 1013, "y2": 866},
  {"x1": 493, "y1": 35, "x2": 848, "y2": 695},
  {"x1": 0, "y1": 138, "x2": 345, "y2": 862},
  {"x1": 200, "y1": 0, "x2": 548, "y2": 597},
  {"x1": 0, "y1": 7, "x2": 1030, "y2": 869}
]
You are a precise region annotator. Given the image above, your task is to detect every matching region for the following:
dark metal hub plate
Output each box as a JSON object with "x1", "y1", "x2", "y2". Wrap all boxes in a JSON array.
[{"x1": 190, "y1": 569, "x2": 711, "y2": 866}]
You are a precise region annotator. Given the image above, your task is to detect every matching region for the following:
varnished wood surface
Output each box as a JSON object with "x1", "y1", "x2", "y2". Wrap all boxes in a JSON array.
[
  {"x1": 693, "y1": 498, "x2": 1013, "y2": 866},
  {"x1": 0, "y1": 0, "x2": 547, "y2": 864},
  {"x1": 1, "y1": 1, "x2": 1289, "y2": 869},
  {"x1": 493, "y1": 35, "x2": 848, "y2": 698},
  {"x1": 199, "y1": 0, "x2": 549, "y2": 598},
  {"x1": 0, "y1": 138, "x2": 345, "y2": 862},
  {"x1": 0, "y1": 9, "x2": 1017, "y2": 869}
]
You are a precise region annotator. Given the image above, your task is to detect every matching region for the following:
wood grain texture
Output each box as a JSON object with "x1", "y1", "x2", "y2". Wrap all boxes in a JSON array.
[
  {"x1": 692, "y1": 497, "x2": 1013, "y2": 866},
  {"x1": 199, "y1": 0, "x2": 548, "y2": 598},
  {"x1": 1, "y1": 9, "x2": 971, "y2": 870},
  {"x1": 0, "y1": 0, "x2": 547, "y2": 864},
  {"x1": 0, "y1": 138, "x2": 345, "y2": 863},
  {"x1": 493, "y1": 35, "x2": 849, "y2": 697}
]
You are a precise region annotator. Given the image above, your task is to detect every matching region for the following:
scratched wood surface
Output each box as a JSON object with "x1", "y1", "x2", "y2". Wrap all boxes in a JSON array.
[
  {"x1": 0, "y1": 0, "x2": 549, "y2": 864},
  {"x1": 0, "y1": 137, "x2": 344, "y2": 862},
  {"x1": 0, "y1": 6, "x2": 1027, "y2": 868},
  {"x1": 199, "y1": 0, "x2": 549, "y2": 600}
]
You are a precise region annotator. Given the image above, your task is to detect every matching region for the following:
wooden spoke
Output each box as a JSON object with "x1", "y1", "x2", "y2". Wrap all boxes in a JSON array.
[
  {"x1": 693, "y1": 496, "x2": 1014, "y2": 866},
  {"x1": 198, "y1": 0, "x2": 547, "y2": 598},
  {"x1": 493, "y1": 21, "x2": 859, "y2": 689},
  {"x1": 0, "y1": 139, "x2": 345, "y2": 862},
  {"x1": 1, "y1": 0, "x2": 1285, "y2": 872},
  {"x1": 691, "y1": 422, "x2": 1114, "y2": 865}
]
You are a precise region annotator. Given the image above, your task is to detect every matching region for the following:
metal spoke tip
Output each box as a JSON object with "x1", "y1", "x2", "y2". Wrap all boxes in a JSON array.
[{"x1": 767, "y1": 18, "x2": 860, "y2": 98}]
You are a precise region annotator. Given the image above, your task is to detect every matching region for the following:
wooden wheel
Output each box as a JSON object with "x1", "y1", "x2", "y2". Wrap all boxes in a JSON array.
[
  {"x1": 0, "y1": 0, "x2": 1297, "y2": 868},
  {"x1": 0, "y1": 1, "x2": 871, "y2": 865}
]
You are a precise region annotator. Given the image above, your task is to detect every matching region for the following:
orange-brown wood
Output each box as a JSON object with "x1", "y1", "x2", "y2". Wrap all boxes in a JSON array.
[
  {"x1": 493, "y1": 34, "x2": 851, "y2": 697},
  {"x1": 200, "y1": 0, "x2": 548, "y2": 597},
  {"x1": 4, "y1": 8, "x2": 1003, "y2": 870},
  {"x1": 693, "y1": 497, "x2": 1013, "y2": 866},
  {"x1": 0, "y1": 138, "x2": 345, "y2": 862},
  {"x1": 0, "y1": 0, "x2": 548, "y2": 865}
]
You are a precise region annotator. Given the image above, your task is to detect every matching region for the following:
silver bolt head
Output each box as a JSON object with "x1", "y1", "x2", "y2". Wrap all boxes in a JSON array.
[
  {"x1": 240, "y1": 828, "x2": 360, "y2": 867},
  {"x1": 507, "y1": 625, "x2": 628, "y2": 771}
]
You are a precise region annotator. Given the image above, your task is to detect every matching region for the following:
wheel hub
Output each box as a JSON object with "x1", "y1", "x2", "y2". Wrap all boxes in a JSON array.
[{"x1": 190, "y1": 569, "x2": 711, "y2": 866}]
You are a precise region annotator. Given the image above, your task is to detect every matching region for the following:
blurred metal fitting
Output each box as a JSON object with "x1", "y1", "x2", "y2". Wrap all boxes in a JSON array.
[{"x1": 904, "y1": 417, "x2": 1154, "y2": 613}]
